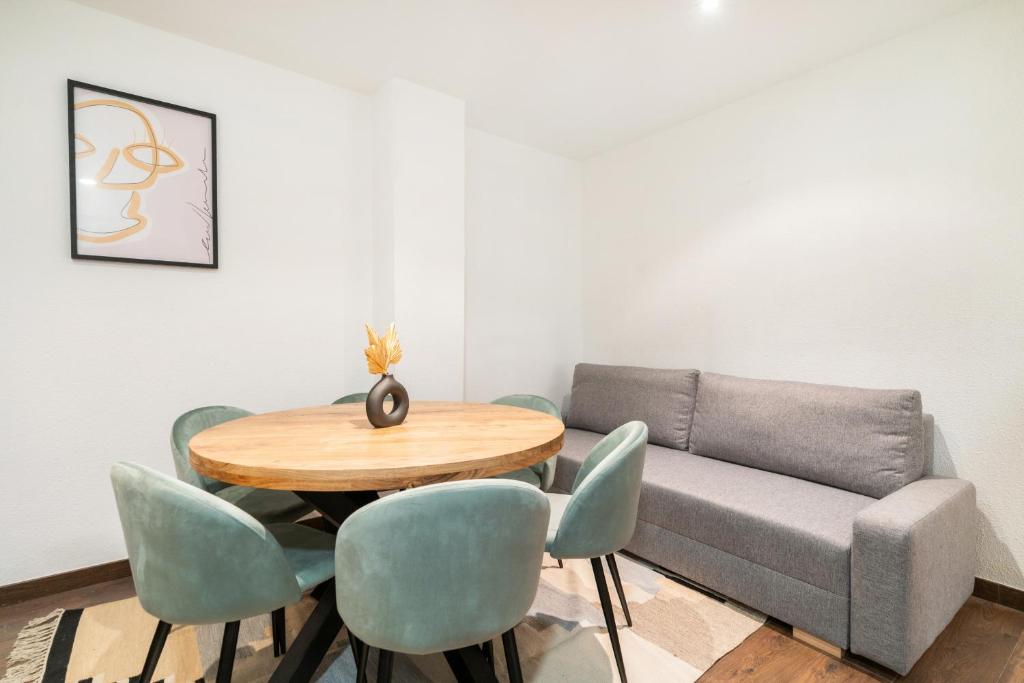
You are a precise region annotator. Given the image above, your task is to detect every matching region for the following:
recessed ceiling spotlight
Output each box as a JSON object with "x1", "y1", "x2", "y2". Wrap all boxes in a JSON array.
[{"x1": 700, "y1": 0, "x2": 720, "y2": 13}]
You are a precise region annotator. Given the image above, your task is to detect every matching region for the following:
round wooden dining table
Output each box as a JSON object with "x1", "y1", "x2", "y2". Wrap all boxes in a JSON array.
[{"x1": 189, "y1": 400, "x2": 565, "y2": 683}]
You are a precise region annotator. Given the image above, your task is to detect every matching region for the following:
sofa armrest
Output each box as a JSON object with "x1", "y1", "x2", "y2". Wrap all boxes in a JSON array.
[{"x1": 850, "y1": 476, "x2": 976, "y2": 674}]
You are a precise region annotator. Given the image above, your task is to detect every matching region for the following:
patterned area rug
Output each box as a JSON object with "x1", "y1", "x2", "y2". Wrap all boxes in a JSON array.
[{"x1": 1, "y1": 555, "x2": 763, "y2": 682}]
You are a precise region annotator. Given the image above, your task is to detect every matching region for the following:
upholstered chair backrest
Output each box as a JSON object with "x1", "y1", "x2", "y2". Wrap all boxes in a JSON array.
[
  {"x1": 170, "y1": 405, "x2": 252, "y2": 493},
  {"x1": 334, "y1": 480, "x2": 549, "y2": 655},
  {"x1": 551, "y1": 421, "x2": 648, "y2": 559},
  {"x1": 111, "y1": 462, "x2": 300, "y2": 624},
  {"x1": 491, "y1": 394, "x2": 562, "y2": 490}
]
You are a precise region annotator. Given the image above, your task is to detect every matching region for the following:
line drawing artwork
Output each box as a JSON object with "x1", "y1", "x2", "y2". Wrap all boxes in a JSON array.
[
  {"x1": 73, "y1": 98, "x2": 184, "y2": 243},
  {"x1": 69, "y1": 81, "x2": 217, "y2": 268}
]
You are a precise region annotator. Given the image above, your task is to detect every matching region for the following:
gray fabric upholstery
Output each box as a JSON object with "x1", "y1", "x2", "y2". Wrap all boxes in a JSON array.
[
  {"x1": 850, "y1": 477, "x2": 976, "y2": 674},
  {"x1": 556, "y1": 368, "x2": 973, "y2": 672},
  {"x1": 689, "y1": 373, "x2": 925, "y2": 498},
  {"x1": 923, "y1": 413, "x2": 935, "y2": 473},
  {"x1": 628, "y1": 519, "x2": 851, "y2": 646},
  {"x1": 640, "y1": 448, "x2": 871, "y2": 596},
  {"x1": 554, "y1": 429, "x2": 872, "y2": 595},
  {"x1": 566, "y1": 363, "x2": 699, "y2": 450}
]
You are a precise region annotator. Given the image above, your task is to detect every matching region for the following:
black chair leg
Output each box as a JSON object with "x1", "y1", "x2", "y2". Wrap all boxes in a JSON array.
[
  {"x1": 351, "y1": 632, "x2": 370, "y2": 683},
  {"x1": 139, "y1": 620, "x2": 171, "y2": 683},
  {"x1": 481, "y1": 639, "x2": 494, "y2": 671},
  {"x1": 217, "y1": 620, "x2": 241, "y2": 683},
  {"x1": 557, "y1": 558, "x2": 564, "y2": 569},
  {"x1": 501, "y1": 629, "x2": 524, "y2": 683},
  {"x1": 591, "y1": 557, "x2": 627, "y2": 683},
  {"x1": 605, "y1": 553, "x2": 633, "y2": 628},
  {"x1": 376, "y1": 649, "x2": 394, "y2": 683},
  {"x1": 271, "y1": 607, "x2": 286, "y2": 656}
]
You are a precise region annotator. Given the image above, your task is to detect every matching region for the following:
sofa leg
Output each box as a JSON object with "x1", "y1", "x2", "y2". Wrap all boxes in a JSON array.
[{"x1": 793, "y1": 628, "x2": 844, "y2": 659}]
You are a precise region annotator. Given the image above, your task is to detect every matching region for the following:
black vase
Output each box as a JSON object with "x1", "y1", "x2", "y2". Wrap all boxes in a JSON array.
[{"x1": 366, "y1": 374, "x2": 409, "y2": 428}]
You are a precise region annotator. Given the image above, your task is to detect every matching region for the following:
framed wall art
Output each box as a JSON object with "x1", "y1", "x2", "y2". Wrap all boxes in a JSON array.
[{"x1": 67, "y1": 80, "x2": 217, "y2": 267}]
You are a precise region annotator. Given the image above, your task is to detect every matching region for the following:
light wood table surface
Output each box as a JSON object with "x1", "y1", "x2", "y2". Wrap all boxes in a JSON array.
[{"x1": 189, "y1": 400, "x2": 565, "y2": 492}]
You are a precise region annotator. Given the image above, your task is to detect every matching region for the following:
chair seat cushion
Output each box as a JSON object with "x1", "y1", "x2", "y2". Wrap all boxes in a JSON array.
[
  {"x1": 544, "y1": 493, "x2": 572, "y2": 549},
  {"x1": 266, "y1": 523, "x2": 336, "y2": 592},
  {"x1": 555, "y1": 429, "x2": 874, "y2": 596},
  {"x1": 216, "y1": 486, "x2": 313, "y2": 525},
  {"x1": 492, "y1": 466, "x2": 542, "y2": 488}
]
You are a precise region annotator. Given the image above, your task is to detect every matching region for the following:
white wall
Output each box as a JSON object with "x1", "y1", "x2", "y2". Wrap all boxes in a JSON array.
[
  {"x1": 582, "y1": 0, "x2": 1024, "y2": 588},
  {"x1": 465, "y1": 129, "x2": 582, "y2": 405},
  {"x1": 0, "y1": 0, "x2": 374, "y2": 584},
  {"x1": 372, "y1": 80, "x2": 466, "y2": 400}
]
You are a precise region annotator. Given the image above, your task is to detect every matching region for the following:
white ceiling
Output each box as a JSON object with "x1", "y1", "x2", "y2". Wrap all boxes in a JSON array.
[{"x1": 73, "y1": 0, "x2": 982, "y2": 159}]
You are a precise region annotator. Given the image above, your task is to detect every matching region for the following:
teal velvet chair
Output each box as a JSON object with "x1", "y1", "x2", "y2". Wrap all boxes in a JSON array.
[
  {"x1": 172, "y1": 406, "x2": 315, "y2": 655},
  {"x1": 332, "y1": 392, "x2": 368, "y2": 405},
  {"x1": 490, "y1": 394, "x2": 562, "y2": 491},
  {"x1": 110, "y1": 462, "x2": 337, "y2": 683},
  {"x1": 171, "y1": 406, "x2": 313, "y2": 525},
  {"x1": 546, "y1": 421, "x2": 648, "y2": 683},
  {"x1": 334, "y1": 480, "x2": 549, "y2": 683}
]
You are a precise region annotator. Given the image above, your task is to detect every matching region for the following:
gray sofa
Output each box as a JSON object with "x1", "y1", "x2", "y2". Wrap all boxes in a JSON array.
[{"x1": 553, "y1": 364, "x2": 976, "y2": 675}]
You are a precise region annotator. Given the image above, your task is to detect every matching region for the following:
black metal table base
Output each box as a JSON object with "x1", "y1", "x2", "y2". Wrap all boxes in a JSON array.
[
  {"x1": 298, "y1": 490, "x2": 381, "y2": 529},
  {"x1": 267, "y1": 581, "x2": 342, "y2": 683},
  {"x1": 266, "y1": 491, "x2": 380, "y2": 683},
  {"x1": 443, "y1": 645, "x2": 499, "y2": 683}
]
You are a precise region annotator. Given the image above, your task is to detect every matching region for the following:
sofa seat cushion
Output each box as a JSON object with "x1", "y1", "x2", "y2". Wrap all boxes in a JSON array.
[{"x1": 555, "y1": 429, "x2": 875, "y2": 596}]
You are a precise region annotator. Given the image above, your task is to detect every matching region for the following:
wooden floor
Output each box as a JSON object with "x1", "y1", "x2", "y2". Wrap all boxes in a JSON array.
[
  {"x1": 702, "y1": 597, "x2": 1024, "y2": 682},
  {"x1": 2, "y1": 579, "x2": 1023, "y2": 681}
]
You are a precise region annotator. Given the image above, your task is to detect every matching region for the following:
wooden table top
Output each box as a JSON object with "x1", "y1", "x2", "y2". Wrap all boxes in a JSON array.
[{"x1": 189, "y1": 401, "x2": 565, "y2": 492}]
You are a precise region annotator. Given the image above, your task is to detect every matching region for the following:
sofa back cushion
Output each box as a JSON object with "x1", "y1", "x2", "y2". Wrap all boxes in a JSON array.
[
  {"x1": 566, "y1": 363, "x2": 699, "y2": 450},
  {"x1": 689, "y1": 373, "x2": 925, "y2": 498}
]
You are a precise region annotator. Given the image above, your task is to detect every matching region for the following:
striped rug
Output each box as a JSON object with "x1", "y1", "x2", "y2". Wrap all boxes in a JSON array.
[{"x1": 1, "y1": 554, "x2": 763, "y2": 682}]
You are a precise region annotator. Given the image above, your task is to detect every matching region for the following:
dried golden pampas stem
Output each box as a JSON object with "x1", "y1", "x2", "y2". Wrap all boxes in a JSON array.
[{"x1": 364, "y1": 322, "x2": 403, "y2": 375}]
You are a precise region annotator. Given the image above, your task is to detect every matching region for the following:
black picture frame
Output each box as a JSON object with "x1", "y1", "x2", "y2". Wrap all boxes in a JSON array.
[{"x1": 67, "y1": 79, "x2": 218, "y2": 268}]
